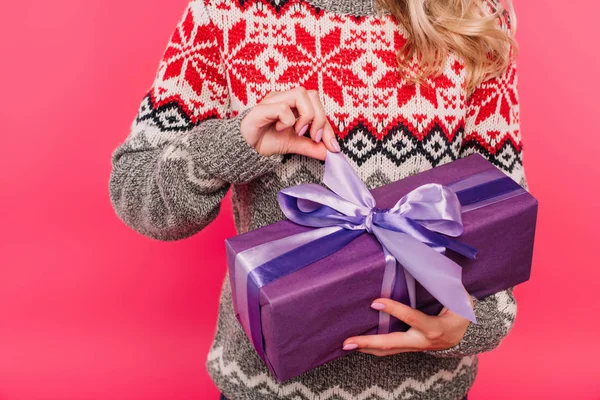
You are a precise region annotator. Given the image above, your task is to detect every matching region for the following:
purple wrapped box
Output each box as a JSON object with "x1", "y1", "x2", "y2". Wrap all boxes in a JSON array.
[{"x1": 225, "y1": 152, "x2": 538, "y2": 382}]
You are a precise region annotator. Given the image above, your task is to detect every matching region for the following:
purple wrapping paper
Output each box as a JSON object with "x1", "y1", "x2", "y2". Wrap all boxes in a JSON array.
[{"x1": 225, "y1": 153, "x2": 538, "y2": 382}]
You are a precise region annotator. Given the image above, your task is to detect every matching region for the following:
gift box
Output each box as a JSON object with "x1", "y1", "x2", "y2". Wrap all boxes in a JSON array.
[{"x1": 225, "y1": 152, "x2": 538, "y2": 382}]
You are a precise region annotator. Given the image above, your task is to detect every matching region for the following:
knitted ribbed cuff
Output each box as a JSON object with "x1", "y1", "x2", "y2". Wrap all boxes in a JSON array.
[
  {"x1": 422, "y1": 294, "x2": 482, "y2": 358},
  {"x1": 422, "y1": 289, "x2": 516, "y2": 359},
  {"x1": 191, "y1": 108, "x2": 283, "y2": 184}
]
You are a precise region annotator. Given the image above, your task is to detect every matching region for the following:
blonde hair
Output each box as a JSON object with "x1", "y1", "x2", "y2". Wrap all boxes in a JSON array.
[{"x1": 376, "y1": 0, "x2": 518, "y2": 94}]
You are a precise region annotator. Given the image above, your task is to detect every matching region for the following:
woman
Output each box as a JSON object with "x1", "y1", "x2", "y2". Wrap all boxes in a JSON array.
[{"x1": 109, "y1": 0, "x2": 528, "y2": 398}]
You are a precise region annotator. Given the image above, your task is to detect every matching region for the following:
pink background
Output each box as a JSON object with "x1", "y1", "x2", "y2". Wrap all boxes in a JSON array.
[{"x1": 1, "y1": 1, "x2": 599, "y2": 399}]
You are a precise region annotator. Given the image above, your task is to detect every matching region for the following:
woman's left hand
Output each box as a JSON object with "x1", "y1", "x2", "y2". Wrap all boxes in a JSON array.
[{"x1": 342, "y1": 296, "x2": 474, "y2": 356}]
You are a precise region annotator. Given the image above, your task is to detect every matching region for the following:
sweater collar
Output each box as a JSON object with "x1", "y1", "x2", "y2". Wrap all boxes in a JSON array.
[{"x1": 301, "y1": 0, "x2": 386, "y2": 16}]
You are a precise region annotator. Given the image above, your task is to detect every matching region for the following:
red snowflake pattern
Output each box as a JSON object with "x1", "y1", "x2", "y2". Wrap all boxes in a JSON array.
[{"x1": 468, "y1": 62, "x2": 519, "y2": 125}]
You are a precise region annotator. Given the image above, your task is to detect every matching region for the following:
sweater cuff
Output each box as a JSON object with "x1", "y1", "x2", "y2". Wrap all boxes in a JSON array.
[
  {"x1": 423, "y1": 289, "x2": 516, "y2": 358},
  {"x1": 191, "y1": 108, "x2": 283, "y2": 184}
]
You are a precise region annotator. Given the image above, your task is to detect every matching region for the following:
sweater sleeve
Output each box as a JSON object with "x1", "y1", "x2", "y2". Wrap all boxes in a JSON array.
[
  {"x1": 424, "y1": 57, "x2": 526, "y2": 357},
  {"x1": 109, "y1": 0, "x2": 282, "y2": 241}
]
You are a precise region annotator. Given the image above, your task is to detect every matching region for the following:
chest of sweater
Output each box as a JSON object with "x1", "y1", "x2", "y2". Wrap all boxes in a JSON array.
[
  {"x1": 156, "y1": 0, "x2": 471, "y2": 185},
  {"x1": 218, "y1": 1, "x2": 468, "y2": 175}
]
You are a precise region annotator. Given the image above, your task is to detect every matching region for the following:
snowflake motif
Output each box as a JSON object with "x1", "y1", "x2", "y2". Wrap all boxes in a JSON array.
[
  {"x1": 274, "y1": 25, "x2": 365, "y2": 107},
  {"x1": 419, "y1": 73, "x2": 456, "y2": 109},
  {"x1": 468, "y1": 63, "x2": 519, "y2": 125},
  {"x1": 373, "y1": 30, "x2": 417, "y2": 108},
  {"x1": 160, "y1": 7, "x2": 224, "y2": 98},
  {"x1": 223, "y1": 19, "x2": 269, "y2": 105}
]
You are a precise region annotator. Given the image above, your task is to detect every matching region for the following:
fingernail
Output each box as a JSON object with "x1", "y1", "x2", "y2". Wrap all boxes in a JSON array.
[
  {"x1": 315, "y1": 129, "x2": 323, "y2": 143},
  {"x1": 330, "y1": 137, "x2": 341, "y2": 152},
  {"x1": 298, "y1": 124, "x2": 309, "y2": 136},
  {"x1": 343, "y1": 343, "x2": 358, "y2": 351},
  {"x1": 371, "y1": 302, "x2": 386, "y2": 311}
]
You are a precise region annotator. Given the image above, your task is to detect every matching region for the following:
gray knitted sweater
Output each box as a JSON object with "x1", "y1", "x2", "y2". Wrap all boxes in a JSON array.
[{"x1": 109, "y1": 0, "x2": 527, "y2": 398}]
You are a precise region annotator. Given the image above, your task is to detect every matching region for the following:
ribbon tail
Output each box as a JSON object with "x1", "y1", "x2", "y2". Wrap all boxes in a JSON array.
[
  {"x1": 405, "y1": 219, "x2": 478, "y2": 260},
  {"x1": 437, "y1": 235, "x2": 478, "y2": 260},
  {"x1": 375, "y1": 214, "x2": 478, "y2": 260},
  {"x1": 404, "y1": 268, "x2": 417, "y2": 309},
  {"x1": 377, "y1": 247, "x2": 397, "y2": 334},
  {"x1": 372, "y1": 225, "x2": 477, "y2": 323},
  {"x1": 379, "y1": 249, "x2": 416, "y2": 334}
]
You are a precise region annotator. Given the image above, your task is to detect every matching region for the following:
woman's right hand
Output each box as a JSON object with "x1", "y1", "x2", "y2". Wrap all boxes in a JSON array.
[{"x1": 240, "y1": 86, "x2": 341, "y2": 161}]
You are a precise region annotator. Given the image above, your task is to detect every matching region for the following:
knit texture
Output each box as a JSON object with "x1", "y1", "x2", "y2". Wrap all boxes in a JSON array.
[{"x1": 109, "y1": 0, "x2": 527, "y2": 398}]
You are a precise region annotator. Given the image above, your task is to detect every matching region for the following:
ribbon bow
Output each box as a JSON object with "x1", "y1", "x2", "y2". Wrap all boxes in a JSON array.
[
  {"x1": 278, "y1": 151, "x2": 478, "y2": 327},
  {"x1": 232, "y1": 151, "x2": 480, "y2": 361}
]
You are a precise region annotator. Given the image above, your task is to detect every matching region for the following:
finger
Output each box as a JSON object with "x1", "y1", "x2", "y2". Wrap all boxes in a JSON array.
[
  {"x1": 306, "y1": 90, "x2": 340, "y2": 153},
  {"x1": 249, "y1": 102, "x2": 297, "y2": 132},
  {"x1": 321, "y1": 120, "x2": 341, "y2": 153},
  {"x1": 275, "y1": 116, "x2": 295, "y2": 132},
  {"x1": 371, "y1": 298, "x2": 438, "y2": 333},
  {"x1": 305, "y1": 90, "x2": 328, "y2": 144},
  {"x1": 357, "y1": 348, "x2": 399, "y2": 357},
  {"x1": 288, "y1": 135, "x2": 328, "y2": 161},
  {"x1": 357, "y1": 347, "x2": 419, "y2": 357},
  {"x1": 261, "y1": 87, "x2": 316, "y2": 136},
  {"x1": 342, "y1": 331, "x2": 425, "y2": 352}
]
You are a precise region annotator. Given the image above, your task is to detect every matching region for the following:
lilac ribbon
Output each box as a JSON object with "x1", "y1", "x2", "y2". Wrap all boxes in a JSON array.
[{"x1": 232, "y1": 151, "x2": 525, "y2": 361}]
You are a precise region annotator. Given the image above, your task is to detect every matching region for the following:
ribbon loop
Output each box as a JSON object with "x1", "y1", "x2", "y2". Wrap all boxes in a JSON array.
[{"x1": 389, "y1": 183, "x2": 465, "y2": 237}]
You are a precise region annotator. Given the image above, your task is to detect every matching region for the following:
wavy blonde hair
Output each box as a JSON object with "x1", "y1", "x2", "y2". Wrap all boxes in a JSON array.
[{"x1": 376, "y1": 0, "x2": 518, "y2": 94}]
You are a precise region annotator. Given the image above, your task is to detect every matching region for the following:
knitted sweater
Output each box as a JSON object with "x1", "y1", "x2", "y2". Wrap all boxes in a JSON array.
[{"x1": 109, "y1": 0, "x2": 528, "y2": 399}]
